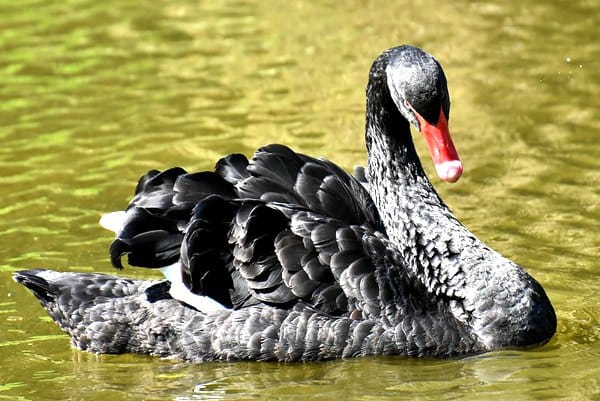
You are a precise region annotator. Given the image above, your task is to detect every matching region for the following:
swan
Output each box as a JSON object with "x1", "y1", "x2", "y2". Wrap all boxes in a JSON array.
[{"x1": 13, "y1": 45, "x2": 556, "y2": 362}]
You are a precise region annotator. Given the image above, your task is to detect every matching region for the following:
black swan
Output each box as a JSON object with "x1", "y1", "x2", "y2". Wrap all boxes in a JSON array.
[{"x1": 13, "y1": 45, "x2": 556, "y2": 362}]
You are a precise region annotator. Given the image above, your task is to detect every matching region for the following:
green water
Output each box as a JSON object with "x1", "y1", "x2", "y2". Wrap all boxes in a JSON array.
[{"x1": 1, "y1": 1, "x2": 598, "y2": 400}]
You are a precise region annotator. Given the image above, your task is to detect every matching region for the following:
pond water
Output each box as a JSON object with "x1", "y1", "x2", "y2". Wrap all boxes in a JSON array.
[{"x1": 1, "y1": 1, "x2": 598, "y2": 400}]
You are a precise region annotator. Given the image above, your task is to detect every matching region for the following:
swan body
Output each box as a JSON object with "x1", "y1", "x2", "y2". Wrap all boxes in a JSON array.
[{"x1": 14, "y1": 45, "x2": 556, "y2": 362}]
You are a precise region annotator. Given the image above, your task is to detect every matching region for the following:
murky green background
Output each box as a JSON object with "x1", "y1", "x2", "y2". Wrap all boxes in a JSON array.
[{"x1": 1, "y1": 1, "x2": 598, "y2": 400}]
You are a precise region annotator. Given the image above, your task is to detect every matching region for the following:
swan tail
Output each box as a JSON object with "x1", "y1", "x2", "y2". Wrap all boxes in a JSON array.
[
  {"x1": 12, "y1": 269, "x2": 190, "y2": 355},
  {"x1": 13, "y1": 269, "x2": 59, "y2": 306},
  {"x1": 13, "y1": 269, "x2": 145, "y2": 321}
]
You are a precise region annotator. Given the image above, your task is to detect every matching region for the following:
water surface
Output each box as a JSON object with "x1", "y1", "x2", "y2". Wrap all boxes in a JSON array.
[{"x1": 1, "y1": 1, "x2": 598, "y2": 400}]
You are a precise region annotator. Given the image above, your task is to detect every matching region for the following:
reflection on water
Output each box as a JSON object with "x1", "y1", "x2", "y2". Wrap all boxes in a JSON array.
[
  {"x1": 5, "y1": 347, "x2": 593, "y2": 401},
  {"x1": 0, "y1": 0, "x2": 598, "y2": 400}
]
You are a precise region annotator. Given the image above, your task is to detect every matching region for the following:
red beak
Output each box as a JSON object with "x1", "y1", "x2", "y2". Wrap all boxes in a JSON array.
[{"x1": 413, "y1": 106, "x2": 463, "y2": 183}]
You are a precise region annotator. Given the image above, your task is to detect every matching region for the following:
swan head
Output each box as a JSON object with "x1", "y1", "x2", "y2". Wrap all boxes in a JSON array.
[{"x1": 385, "y1": 45, "x2": 463, "y2": 183}]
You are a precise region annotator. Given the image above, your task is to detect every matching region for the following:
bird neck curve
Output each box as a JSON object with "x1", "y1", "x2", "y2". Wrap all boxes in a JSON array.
[{"x1": 364, "y1": 54, "x2": 446, "y2": 246}]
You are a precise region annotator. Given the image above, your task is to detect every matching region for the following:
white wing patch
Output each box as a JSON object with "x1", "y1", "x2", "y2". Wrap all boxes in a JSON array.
[
  {"x1": 160, "y1": 263, "x2": 230, "y2": 313},
  {"x1": 99, "y1": 211, "x2": 127, "y2": 235}
]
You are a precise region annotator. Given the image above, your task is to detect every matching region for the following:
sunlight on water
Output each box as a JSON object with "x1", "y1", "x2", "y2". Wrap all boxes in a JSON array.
[{"x1": 0, "y1": 1, "x2": 598, "y2": 400}]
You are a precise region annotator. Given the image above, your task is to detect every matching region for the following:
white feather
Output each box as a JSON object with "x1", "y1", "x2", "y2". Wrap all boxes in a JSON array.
[
  {"x1": 99, "y1": 211, "x2": 127, "y2": 235},
  {"x1": 160, "y1": 263, "x2": 230, "y2": 313}
]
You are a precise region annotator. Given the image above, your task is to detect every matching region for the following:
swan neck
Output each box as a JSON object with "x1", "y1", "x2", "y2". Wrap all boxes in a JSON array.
[{"x1": 364, "y1": 63, "x2": 437, "y2": 245}]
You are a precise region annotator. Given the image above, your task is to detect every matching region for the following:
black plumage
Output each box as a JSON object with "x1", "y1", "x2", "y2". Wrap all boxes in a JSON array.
[{"x1": 14, "y1": 45, "x2": 556, "y2": 362}]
